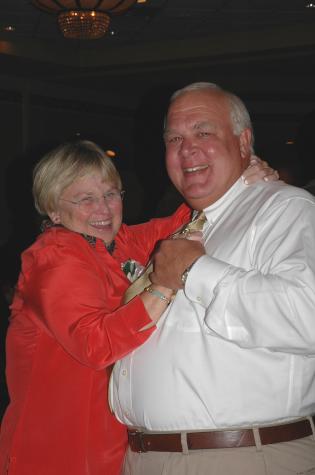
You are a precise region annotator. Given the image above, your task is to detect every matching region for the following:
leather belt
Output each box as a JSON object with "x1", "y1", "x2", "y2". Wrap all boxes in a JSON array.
[{"x1": 128, "y1": 417, "x2": 315, "y2": 452}]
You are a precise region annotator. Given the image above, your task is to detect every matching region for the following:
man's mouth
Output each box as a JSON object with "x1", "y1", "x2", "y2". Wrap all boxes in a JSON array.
[{"x1": 184, "y1": 164, "x2": 209, "y2": 174}]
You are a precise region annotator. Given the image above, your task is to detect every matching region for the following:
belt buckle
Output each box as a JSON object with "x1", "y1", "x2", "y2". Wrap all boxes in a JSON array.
[{"x1": 129, "y1": 430, "x2": 147, "y2": 453}]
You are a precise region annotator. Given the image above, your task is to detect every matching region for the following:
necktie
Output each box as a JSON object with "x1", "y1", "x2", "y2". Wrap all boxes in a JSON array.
[{"x1": 123, "y1": 211, "x2": 206, "y2": 304}]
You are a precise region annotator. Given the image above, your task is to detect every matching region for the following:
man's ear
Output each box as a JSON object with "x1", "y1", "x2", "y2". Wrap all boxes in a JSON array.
[
  {"x1": 239, "y1": 128, "x2": 252, "y2": 159},
  {"x1": 49, "y1": 211, "x2": 61, "y2": 224}
]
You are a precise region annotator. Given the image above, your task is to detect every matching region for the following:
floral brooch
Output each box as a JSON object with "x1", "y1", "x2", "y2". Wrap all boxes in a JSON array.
[{"x1": 121, "y1": 259, "x2": 145, "y2": 283}]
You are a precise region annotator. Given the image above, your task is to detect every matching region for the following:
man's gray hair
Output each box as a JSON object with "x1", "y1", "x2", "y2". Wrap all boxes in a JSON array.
[{"x1": 169, "y1": 82, "x2": 254, "y2": 150}]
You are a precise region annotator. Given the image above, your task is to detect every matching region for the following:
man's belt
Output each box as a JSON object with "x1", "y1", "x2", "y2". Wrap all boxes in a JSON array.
[{"x1": 128, "y1": 417, "x2": 315, "y2": 452}]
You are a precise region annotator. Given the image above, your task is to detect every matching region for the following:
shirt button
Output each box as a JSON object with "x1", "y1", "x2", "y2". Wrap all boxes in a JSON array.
[
  {"x1": 121, "y1": 369, "x2": 128, "y2": 376},
  {"x1": 197, "y1": 296, "x2": 201, "y2": 302}
]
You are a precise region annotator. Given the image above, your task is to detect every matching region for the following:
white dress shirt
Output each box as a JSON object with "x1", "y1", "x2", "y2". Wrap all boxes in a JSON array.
[{"x1": 111, "y1": 178, "x2": 315, "y2": 431}]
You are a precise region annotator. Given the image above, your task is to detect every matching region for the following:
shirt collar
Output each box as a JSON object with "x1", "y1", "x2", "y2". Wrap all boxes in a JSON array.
[{"x1": 203, "y1": 177, "x2": 247, "y2": 224}]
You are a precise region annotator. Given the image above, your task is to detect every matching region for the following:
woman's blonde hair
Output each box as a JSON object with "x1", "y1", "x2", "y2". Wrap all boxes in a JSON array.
[{"x1": 33, "y1": 140, "x2": 122, "y2": 216}]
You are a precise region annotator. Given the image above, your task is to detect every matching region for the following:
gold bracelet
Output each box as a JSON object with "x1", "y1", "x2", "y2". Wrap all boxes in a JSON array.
[{"x1": 144, "y1": 285, "x2": 171, "y2": 305}]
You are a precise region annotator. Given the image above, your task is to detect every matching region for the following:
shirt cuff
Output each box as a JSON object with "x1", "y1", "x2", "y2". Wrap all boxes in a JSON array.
[{"x1": 184, "y1": 254, "x2": 230, "y2": 307}]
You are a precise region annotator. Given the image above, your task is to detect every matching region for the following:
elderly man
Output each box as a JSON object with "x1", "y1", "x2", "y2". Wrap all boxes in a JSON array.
[{"x1": 111, "y1": 83, "x2": 315, "y2": 475}]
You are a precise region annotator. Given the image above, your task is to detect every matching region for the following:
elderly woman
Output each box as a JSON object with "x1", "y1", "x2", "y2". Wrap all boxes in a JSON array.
[{"x1": 0, "y1": 140, "x2": 276, "y2": 475}]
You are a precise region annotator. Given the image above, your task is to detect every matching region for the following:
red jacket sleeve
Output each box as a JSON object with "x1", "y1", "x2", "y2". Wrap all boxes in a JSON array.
[{"x1": 12, "y1": 238, "x2": 155, "y2": 370}]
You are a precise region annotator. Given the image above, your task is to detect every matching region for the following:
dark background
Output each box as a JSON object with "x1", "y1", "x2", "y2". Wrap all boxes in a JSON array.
[{"x1": 1, "y1": 0, "x2": 315, "y2": 417}]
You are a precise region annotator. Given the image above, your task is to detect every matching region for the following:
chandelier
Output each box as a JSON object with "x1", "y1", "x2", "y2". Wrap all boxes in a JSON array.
[{"x1": 31, "y1": 0, "x2": 137, "y2": 40}]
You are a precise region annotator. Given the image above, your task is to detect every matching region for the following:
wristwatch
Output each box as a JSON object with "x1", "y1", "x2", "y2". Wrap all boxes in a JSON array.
[{"x1": 181, "y1": 264, "x2": 192, "y2": 286}]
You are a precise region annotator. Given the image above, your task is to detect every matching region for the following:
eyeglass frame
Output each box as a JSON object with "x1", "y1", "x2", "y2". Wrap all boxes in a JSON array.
[{"x1": 59, "y1": 190, "x2": 125, "y2": 210}]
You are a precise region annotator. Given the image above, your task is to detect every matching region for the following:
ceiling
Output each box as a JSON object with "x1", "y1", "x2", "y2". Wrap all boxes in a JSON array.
[
  {"x1": 0, "y1": 0, "x2": 315, "y2": 186},
  {"x1": 1, "y1": 0, "x2": 315, "y2": 47},
  {"x1": 0, "y1": 0, "x2": 315, "y2": 238},
  {"x1": 0, "y1": 0, "x2": 314, "y2": 110}
]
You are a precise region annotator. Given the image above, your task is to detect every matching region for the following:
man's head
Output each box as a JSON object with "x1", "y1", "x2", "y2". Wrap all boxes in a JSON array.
[{"x1": 163, "y1": 82, "x2": 253, "y2": 210}]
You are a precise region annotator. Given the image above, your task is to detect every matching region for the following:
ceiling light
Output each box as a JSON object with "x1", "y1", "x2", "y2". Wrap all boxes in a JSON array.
[
  {"x1": 305, "y1": 1, "x2": 315, "y2": 7},
  {"x1": 4, "y1": 26, "x2": 15, "y2": 32},
  {"x1": 31, "y1": 0, "x2": 137, "y2": 40}
]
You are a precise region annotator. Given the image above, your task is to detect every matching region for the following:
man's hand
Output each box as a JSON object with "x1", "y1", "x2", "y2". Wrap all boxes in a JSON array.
[
  {"x1": 150, "y1": 238, "x2": 205, "y2": 290},
  {"x1": 242, "y1": 156, "x2": 279, "y2": 184}
]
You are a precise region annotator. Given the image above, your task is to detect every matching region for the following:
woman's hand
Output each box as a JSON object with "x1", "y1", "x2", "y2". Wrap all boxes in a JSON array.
[{"x1": 242, "y1": 156, "x2": 279, "y2": 185}]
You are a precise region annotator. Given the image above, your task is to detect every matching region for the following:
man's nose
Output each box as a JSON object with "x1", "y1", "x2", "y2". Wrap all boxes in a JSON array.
[{"x1": 180, "y1": 137, "x2": 197, "y2": 157}]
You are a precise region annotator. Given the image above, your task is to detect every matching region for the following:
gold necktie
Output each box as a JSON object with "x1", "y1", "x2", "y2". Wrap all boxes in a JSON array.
[{"x1": 123, "y1": 211, "x2": 206, "y2": 304}]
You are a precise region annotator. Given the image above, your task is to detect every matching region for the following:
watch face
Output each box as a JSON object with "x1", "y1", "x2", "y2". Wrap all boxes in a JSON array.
[{"x1": 181, "y1": 269, "x2": 189, "y2": 286}]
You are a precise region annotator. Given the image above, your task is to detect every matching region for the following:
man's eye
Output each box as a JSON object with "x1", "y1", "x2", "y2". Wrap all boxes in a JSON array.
[
  {"x1": 198, "y1": 131, "x2": 211, "y2": 137},
  {"x1": 168, "y1": 136, "x2": 182, "y2": 144}
]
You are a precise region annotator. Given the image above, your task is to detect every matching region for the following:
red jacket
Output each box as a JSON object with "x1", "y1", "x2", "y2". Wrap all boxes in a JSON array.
[{"x1": 0, "y1": 204, "x2": 190, "y2": 475}]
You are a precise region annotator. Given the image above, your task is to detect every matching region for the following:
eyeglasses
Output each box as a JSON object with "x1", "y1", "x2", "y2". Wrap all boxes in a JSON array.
[{"x1": 60, "y1": 190, "x2": 125, "y2": 212}]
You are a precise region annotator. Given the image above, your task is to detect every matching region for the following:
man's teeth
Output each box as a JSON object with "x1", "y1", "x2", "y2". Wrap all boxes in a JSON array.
[{"x1": 184, "y1": 165, "x2": 208, "y2": 173}]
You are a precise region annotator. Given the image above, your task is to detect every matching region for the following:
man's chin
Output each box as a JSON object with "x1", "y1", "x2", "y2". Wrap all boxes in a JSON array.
[
  {"x1": 182, "y1": 182, "x2": 212, "y2": 197},
  {"x1": 183, "y1": 193, "x2": 214, "y2": 211}
]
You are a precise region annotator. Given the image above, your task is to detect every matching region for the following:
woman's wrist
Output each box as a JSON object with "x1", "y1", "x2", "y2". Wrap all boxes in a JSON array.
[
  {"x1": 144, "y1": 285, "x2": 173, "y2": 305},
  {"x1": 139, "y1": 285, "x2": 174, "y2": 331}
]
